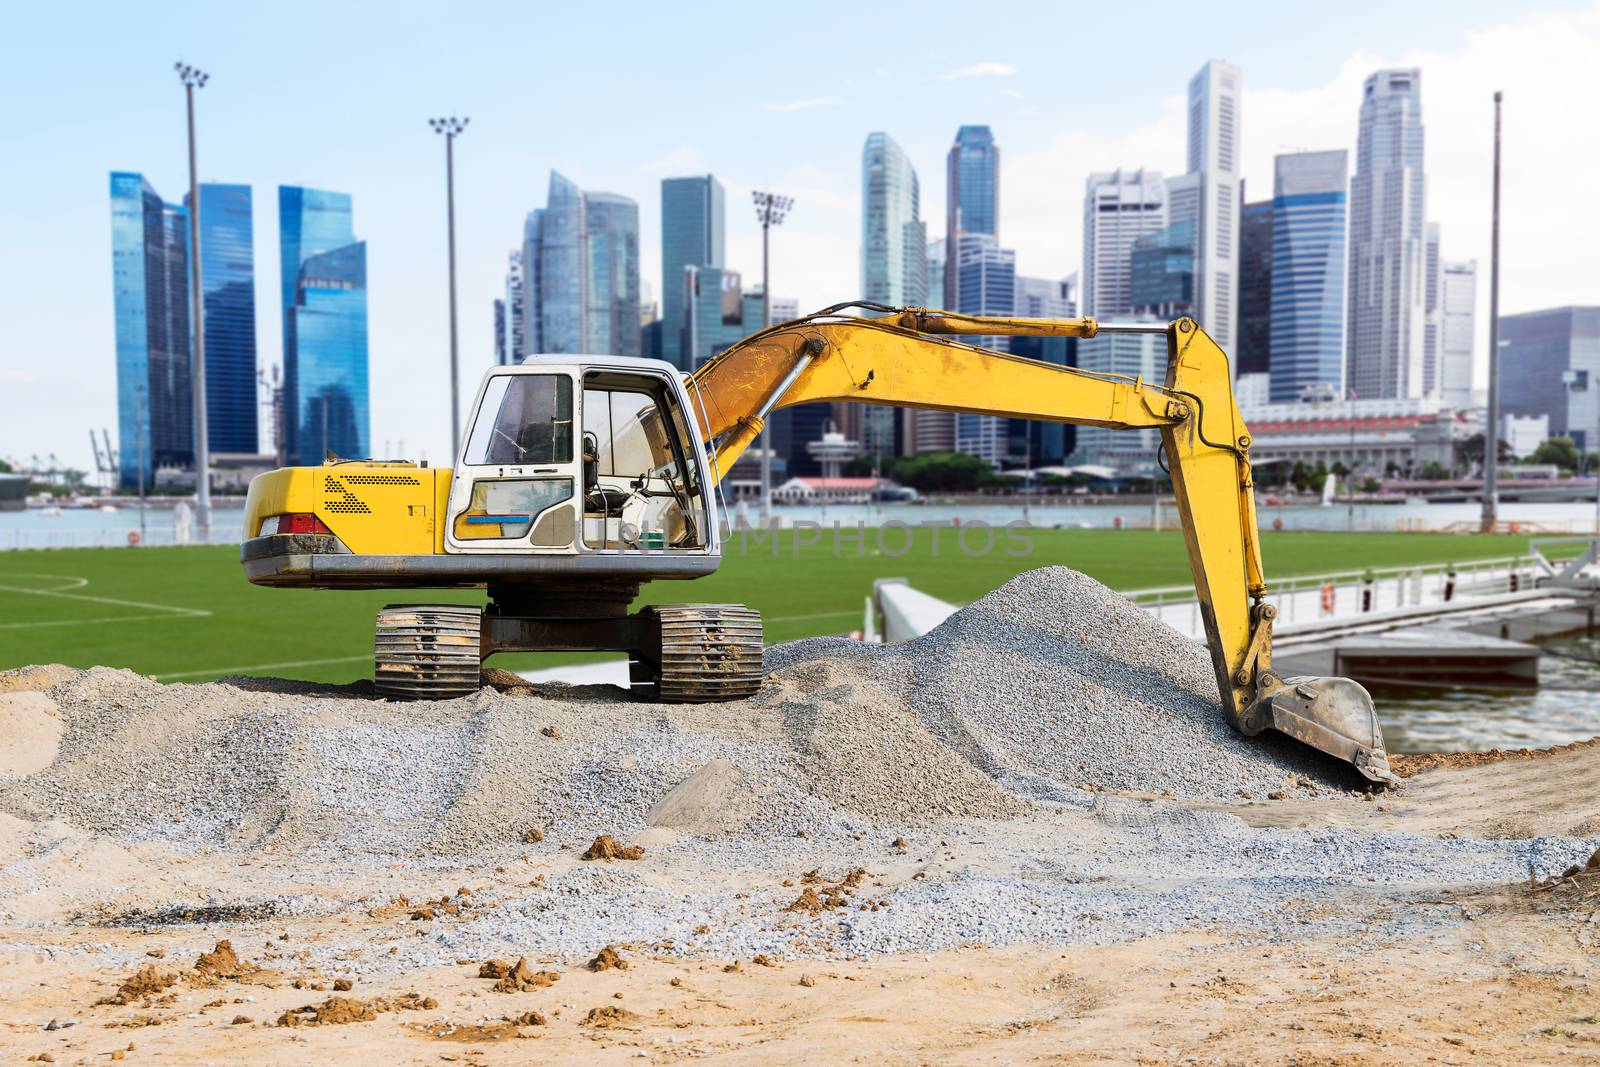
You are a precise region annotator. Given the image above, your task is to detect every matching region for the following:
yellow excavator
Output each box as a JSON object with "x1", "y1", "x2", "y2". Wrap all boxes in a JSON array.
[{"x1": 240, "y1": 304, "x2": 1398, "y2": 784}]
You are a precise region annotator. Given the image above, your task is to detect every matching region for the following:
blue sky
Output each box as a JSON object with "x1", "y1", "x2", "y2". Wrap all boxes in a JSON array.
[{"x1": 2, "y1": 0, "x2": 1597, "y2": 472}]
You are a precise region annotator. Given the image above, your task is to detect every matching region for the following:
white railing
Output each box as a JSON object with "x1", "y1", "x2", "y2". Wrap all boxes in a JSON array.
[
  {"x1": 0, "y1": 525, "x2": 243, "y2": 551},
  {"x1": 1125, "y1": 554, "x2": 1552, "y2": 641}
]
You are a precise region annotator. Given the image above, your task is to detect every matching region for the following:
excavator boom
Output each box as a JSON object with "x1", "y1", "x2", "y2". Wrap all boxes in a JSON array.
[{"x1": 686, "y1": 303, "x2": 1397, "y2": 785}]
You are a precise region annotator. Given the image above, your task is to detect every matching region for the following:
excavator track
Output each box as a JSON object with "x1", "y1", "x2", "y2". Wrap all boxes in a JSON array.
[
  {"x1": 639, "y1": 604, "x2": 763, "y2": 704},
  {"x1": 373, "y1": 604, "x2": 483, "y2": 700}
]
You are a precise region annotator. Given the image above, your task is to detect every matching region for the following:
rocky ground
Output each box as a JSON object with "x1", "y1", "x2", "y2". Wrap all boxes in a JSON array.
[{"x1": 2, "y1": 567, "x2": 1598, "y2": 1064}]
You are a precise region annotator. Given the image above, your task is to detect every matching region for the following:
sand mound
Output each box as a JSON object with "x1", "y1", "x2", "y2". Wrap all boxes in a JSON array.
[{"x1": 0, "y1": 693, "x2": 62, "y2": 777}]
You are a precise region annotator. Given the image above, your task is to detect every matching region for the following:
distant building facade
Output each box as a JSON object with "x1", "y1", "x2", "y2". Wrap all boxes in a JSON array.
[
  {"x1": 861, "y1": 132, "x2": 928, "y2": 307},
  {"x1": 953, "y1": 234, "x2": 1016, "y2": 467},
  {"x1": 945, "y1": 125, "x2": 998, "y2": 305},
  {"x1": 188, "y1": 183, "x2": 258, "y2": 455},
  {"x1": 1183, "y1": 59, "x2": 1242, "y2": 353},
  {"x1": 1499, "y1": 307, "x2": 1600, "y2": 451},
  {"x1": 279, "y1": 185, "x2": 368, "y2": 464},
  {"x1": 1069, "y1": 333, "x2": 1163, "y2": 470},
  {"x1": 660, "y1": 175, "x2": 725, "y2": 369},
  {"x1": 110, "y1": 172, "x2": 192, "y2": 488},
  {"x1": 1236, "y1": 198, "x2": 1272, "y2": 381},
  {"x1": 1270, "y1": 149, "x2": 1348, "y2": 403},
  {"x1": 1348, "y1": 69, "x2": 1428, "y2": 399},
  {"x1": 1438, "y1": 260, "x2": 1477, "y2": 408},
  {"x1": 1083, "y1": 169, "x2": 1167, "y2": 317},
  {"x1": 1130, "y1": 218, "x2": 1196, "y2": 318},
  {"x1": 498, "y1": 249, "x2": 524, "y2": 364},
  {"x1": 585, "y1": 192, "x2": 641, "y2": 357}
]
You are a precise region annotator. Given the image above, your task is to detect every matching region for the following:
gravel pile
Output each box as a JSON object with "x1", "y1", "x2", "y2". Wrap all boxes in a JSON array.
[
  {"x1": 768, "y1": 566, "x2": 1355, "y2": 801},
  {"x1": 0, "y1": 567, "x2": 1352, "y2": 865}
]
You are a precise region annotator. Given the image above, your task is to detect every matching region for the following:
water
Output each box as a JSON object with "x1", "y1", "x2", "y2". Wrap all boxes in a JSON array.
[
  {"x1": 1375, "y1": 633, "x2": 1600, "y2": 754},
  {"x1": 8, "y1": 496, "x2": 1600, "y2": 548}
]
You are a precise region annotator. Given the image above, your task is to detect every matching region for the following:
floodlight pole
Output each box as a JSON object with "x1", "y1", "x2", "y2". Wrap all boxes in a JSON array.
[
  {"x1": 176, "y1": 61, "x2": 210, "y2": 538},
  {"x1": 431, "y1": 116, "x2": 470, "y2": 465},
  {"x1": 1481, "y1": 91, "x2": 1503, "y2": 533},
  {"x1": 752, "y1": 190, "x2": 793, "y2": 522}
]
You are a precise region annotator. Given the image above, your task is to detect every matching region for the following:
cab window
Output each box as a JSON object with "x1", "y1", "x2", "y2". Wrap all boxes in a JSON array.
[{"x1": 464, "y1": 374, "x2": 573, "y2": 466}]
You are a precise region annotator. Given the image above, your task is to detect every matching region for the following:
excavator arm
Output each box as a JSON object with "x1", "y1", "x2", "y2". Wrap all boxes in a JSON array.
[{"x1": 686, "y1": 304, "x2": 1397, "y2": 785}]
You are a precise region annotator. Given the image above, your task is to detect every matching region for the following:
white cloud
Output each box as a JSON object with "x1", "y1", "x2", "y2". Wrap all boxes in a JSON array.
[
  {"x1": 764, "y1": 97, "x2": 841, "y2": 113},
  {"x1": 0, "y1": 368, "x2": 37, "y2": 386},
  {"x1": 944, "y1": 62, "x2": 1019, "y2": 81}
]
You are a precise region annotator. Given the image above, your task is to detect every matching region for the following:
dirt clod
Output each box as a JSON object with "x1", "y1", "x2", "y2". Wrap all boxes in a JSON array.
[
  {"x1": 512, "y1": 1010, "x2": 547, "y2": 1026},
  {"x1": 588, "y1": 945, "x2": 629, "y2": 972},
  {"x1": 541, "y1": 725, "x2": 563, "y2": 740},
  {"x1": 581, "y1": 834, "x2": 644, "y2": 861},
  {"x1": 333, "y1": 978, "x2": 353, "y2": 992},
  {"x1": 523, "y1": 827, "x2": 545, "y2": 843},
  {"x1": 491, "y1": 958, "x2": 561, "y2": 993},
  {"x1": 799, "y1": 975, "x2": 815, "y2": 987},
  {"x1": 582, "y1": 1005, "x2": 641, "y2": 1029},
  {"x1": 193, "y1": 940, "x2": 250, "y2": 981},
  {"x1": 98, "y1": 965, "x2": 176, "y2": 1006}
]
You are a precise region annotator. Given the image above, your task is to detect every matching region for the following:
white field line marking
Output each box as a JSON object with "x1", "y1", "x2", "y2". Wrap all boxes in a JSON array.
[
  {"x1": 154, "y1": 655, "x2": 373, "y2": 681},
  {"x1": 0, "y1": 573, "x2": 211, "y2": 628}
]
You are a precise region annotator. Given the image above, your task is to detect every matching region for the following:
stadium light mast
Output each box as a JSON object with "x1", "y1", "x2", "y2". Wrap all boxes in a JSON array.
[
  {"x1": 175, "y1": 61, "x2": 211, "y2": 537},
  {"x1": 1481, "y1": 91, "x2": 1504, "y2": 533},
  {"x1": 430, "y1": 115, "x2": 470, "y2": 464},
  {"x1": 752, "y1": 190, "x2": 793, "y2": 521}
]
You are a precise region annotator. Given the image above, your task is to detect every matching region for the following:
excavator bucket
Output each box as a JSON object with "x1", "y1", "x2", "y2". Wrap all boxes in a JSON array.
[{"x1": 1242, "y1": 676, "x2": 1399, "y2": 786}]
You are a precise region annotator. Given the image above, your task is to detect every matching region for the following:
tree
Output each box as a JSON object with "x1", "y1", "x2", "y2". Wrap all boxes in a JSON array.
[
  {"x1": 1419, "y1": 461, "x2": 1451, "y2": 481},
  {"x1": 842, "y1": 455, "x2": 877, "y2": 477},
  {"x1": 0, "y1": 458, "x2": 11, "y2": 473},
  {"x1": 1360, "y1": 476, "x2": 1381, "y2": 493},
  {"x1": 1529, "y1": 436, "x2": 1582, "y2": 473},
  {"x1": 885, "y1": 452, "x2": 995, "y2": 493},
  {"x1": 1457, "y1": 433, "x2": 1515, "y2": 472}
]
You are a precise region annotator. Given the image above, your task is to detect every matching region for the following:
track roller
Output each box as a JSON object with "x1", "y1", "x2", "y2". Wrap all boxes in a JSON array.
[
  {"x1": 373, "y1": 604, "x2": 483, "y2": 700},
  {"x1": 635, "y1": 604, "x2": 764, "y2": 703}
]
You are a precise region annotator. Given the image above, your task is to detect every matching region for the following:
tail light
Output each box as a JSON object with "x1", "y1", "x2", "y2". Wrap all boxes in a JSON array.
[{"x1": 258, "y1": 513, "x2": 333, "y2": 536}]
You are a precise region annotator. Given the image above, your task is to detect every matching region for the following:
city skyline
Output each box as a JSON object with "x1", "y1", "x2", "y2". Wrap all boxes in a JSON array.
[{"x1": 5, "y1": 0, "x2": 1598, "y2": 472}]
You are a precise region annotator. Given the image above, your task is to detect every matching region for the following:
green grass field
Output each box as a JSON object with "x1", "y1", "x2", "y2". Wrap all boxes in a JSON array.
[{"x1": 0, "y1": 529, "x2": 1537, "y2": 684}]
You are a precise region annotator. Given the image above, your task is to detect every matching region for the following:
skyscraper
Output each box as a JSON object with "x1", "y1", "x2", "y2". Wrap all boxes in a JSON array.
[
  {"x1": 1423, "y1": 222, "x2": 1442, "y2": 396},
  {"x1": 1499, "y1": 308, "x2": 1600, "y2": 450},
  {"x1": 520, "y1": 174, "x2": 641, "y2": 358},
  {"x1": 279, "y1": 186, "x2": 368, "y2": 464},
  {"x1": 855, "y1": 132, "x2": 927, "y2": 463},
  {"x1": 1348, "y1": 69, "x2": 1427, "y2": 399},
  {"x1": 661, "y1": 175, "x2": 725, "y2": 369},
  {"x1": 925, "y1": 238, "x2": 947, "y2": 309},
  {"x1": 953, "y1": 234, "x2": 1015, "y2": 466},
  {"x1": 1439, "y1": 260, "x2": 1477, "y2": 408},
  {"x1": 184, "y1": 183, "x2": 258, "y2": 455},
  {"x1": 1130, "y1": 219, "x2": 1196, "y2": 318},
  {"x1": 861, "y1": 132, "x2": 928, "y2": 307},
  {"x1": 585, "y1": 191, "x2": 641, "y2": 357},
  {"x1": 1236, "y1": 198, "x2": 1272, "y2": 381},
  {"x1": 110, "y1": 172, "x2": 192, "y2": 488},
  {"x1": 499, "y1": 249, "x2": 524, "y2": 365},
  {"x1": 1070, "y1": 334, "x2": 1163, "y2": 468},
  {"x1": 1184, "y1": 60, "x2": 1242, "y2": 354},
  {"x1": 537, "y1": 171, "x2": 587, "y2": 353},
  {"x1": 945, "y1": 125, "x2": 998, "y2": 304},
  {"x1": 1269, "y1": 150, "x2": 1348, "y2": 403},
  {"x1": 1082, "y1": 169, "x2": 1167, "y2": 317}
]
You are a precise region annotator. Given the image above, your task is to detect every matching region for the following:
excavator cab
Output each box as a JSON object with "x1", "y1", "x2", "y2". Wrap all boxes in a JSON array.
[{"x1": 445, "y1": 360, "x2": 714, "y2": 557}]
